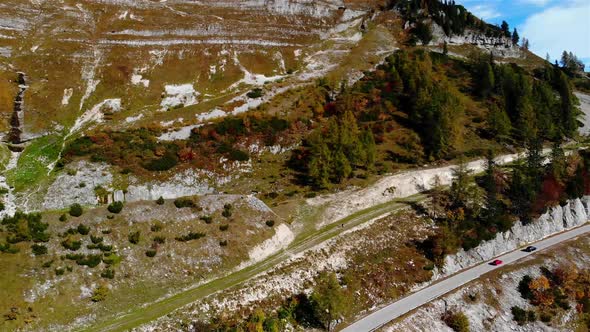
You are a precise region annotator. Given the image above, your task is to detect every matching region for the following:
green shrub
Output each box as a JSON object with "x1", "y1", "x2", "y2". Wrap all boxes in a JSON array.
[
  {"x1": 143, "y1": 152, "x2": 178, "y2": 171},
  {"x1": 103, "y1": 254, "x2": 122, "y2": 265},
  {"x1": 511, "y1": 306, "x2": 536, "y2": 325},
  {"x1": 175, "y1": 232, "x2": 206, "y2": 242},
  {"x1": 101, "y1": 229, "x2": 112, "y2": 234},
  {"x1": 77, "y1": 224, "x2": 90, "y2": 235},
  {"x1": 101, "y1": 269, "x2": 115, "y2": 279},
  {"x1": 518, "y1": 275, "x2": 533, "y2": 300},
  {"x1": 247, "y1": 88, "x2": 263, "y2": 99},
  {"x1": 87, "y1": 243, "x2": 112, "y2": 252},
  {"x1": 2, "y1": 212, "x2": 49, "y2": 243},
  {"x1": 55, "y1": 267, "x2": 65, "y2": 276},
  {"x1": 222, "y1": 203, "x2": 233, "y2": 218},
  {"x1": 90, "y1": 235, "x2": 103, "y2": 244},
  {"x1": 31, "y1": 244, "x2": 48, "y2": 256},
  {"x1": 174, "y1": 198, "x2": 197, "y2": 209},
  {"x1": 107, "y1": 201, "x2": 124, "y2": 214},
  {"x1": 69, "y1": 204, "x2": 83, "y2": 217},
  {"x1": 128, "y1": 231, "x2": 140, "y2": 244},
  {"x1": 59, "y1": 214, "x2": 67, "y2": 222},
  {"x1": 91, "y1": 285, "x2": 108, "y2": 302},
  {"x1": 265, "y1": 220, "x2": 275, "y2": 227},
  {"x1": 228, "y1": 149, "x2": 250, "y2": 161},
  {"x1": 0, "y1": 242, "x2": 19, "y2": 254},
  {"x1": 443, "y1": 311, "x2": 470, "y2": 332},
  {"x1": 145, "y1": 249, "x2": 157, "y2": 257},
  {"x1": 156, "y1": 196, "x2": 165, "y2": 205},
  {"x1": 66, "y1": 253, "x2": 102, "y2": 268},
  {"x1": 200, "y1": 215, "x2": 213, "y2": 224},
  {"x1": 219, "y1": 240, "x2": 228, "y2": 247},
  {"x1": 153, "y1": 236, "x2": 166, "y2": 244},
  {"x1": 219, "y1": 224, "x2": 229, "y2": 231},
  {"x1": 61, "y1": 238, "x2": 82, "y2": 251}
]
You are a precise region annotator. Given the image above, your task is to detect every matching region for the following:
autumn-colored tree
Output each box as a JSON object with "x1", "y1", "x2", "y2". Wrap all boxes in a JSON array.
[{"x1": 529, "y1": 275, "x2": 554, "y2": 307}]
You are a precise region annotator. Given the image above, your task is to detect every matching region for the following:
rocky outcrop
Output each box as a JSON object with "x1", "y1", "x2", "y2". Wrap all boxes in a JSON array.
[
  {"x1": 575, "y1": 91, "x2": 590, "y2": 136},
  {"x1": 42, "y1": 161, "x2": 113, "y2": 210},
  {"x1": 442, "y1": 196, "x2": 590, "y2": 276},
  {"x1": 6, "y1": 72, "x2": 27, "y2": 145}
]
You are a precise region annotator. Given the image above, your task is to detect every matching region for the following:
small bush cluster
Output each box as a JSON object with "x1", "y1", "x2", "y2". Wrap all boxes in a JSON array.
[
  {"x1": 511, "y1": 306, "x2": 536, "y2": 325},
  {"x1": 200, "y1": 215, "x2": 213, "y2": 224},
  {"x1": 77, "y1": 224, "x2": 90, "y2": 235},
  {"x1": 222, "y1": 204, "x2": 233, "y2": 218},
  {"x1": 91, "y1": 285, "x2": 108, "y2": 302},
  {"x1": 0, "y1": 243, "x2": 19, "y2": 254},
  {"x1": 246, "y1": 88, "x2": 263, "y2": 99},
  {"x1": 128, "y1": 231, "x2": 140, "y2": 244},
  {"x1": 101, "y1": 269, "x2": 115, "y2": 279},
  {"x1": 153, "y1": 236, "x2": 166, "y2": 244},
  {"x1": 175, "y1": 232, "x2": 206, "y2": 242},
  {"x1": 265, "y1": 220, "x2": 275, "y2": 227},
  {"x1": 156, "y1": 196, "x2": 165, "y2": 205},
  {"x1": 442, "y1": 311, "x2": 470, "y2": 332},
  {"x1": 107, "y1": 201, "x2": 124, "y2": 214},
  {"x1": 65, "y1": 253, "x2": 102, "y2": 268},
  {"x1": 87, "y1": 243, "x2": 113, "y2": 252},
  {"x1": 103, "y1": 253, "x2": 122, "y2": 265},
  {"x1": 90, "y1": 235, "x2": 103, "y2": 244},
  {"x1": 31, "y1": 244, "x2": 48, "y2": 256},
  {"x1": 174, "y1": 198, "x2": 198, "y2": 209},
  {"x1": 61, "y1": 238, "x2": 82, "y2": 251},
  {"x1": 69, "y1": 204, "x2": 83, "y2": 217},
  {"x1": 219, "y1": 224, "x2": 229, "y2": 231},
  {"x1": 2, "y1": 212, "x2": 49, "y2": 243},
  {"x1": 145, "y1": 249, "x2": 157, "y2": 257}
]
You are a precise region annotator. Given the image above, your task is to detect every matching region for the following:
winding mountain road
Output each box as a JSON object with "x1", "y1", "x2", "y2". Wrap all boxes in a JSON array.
[{"x1": 342, "y1": 223, "x2": 590, "y2": 332}]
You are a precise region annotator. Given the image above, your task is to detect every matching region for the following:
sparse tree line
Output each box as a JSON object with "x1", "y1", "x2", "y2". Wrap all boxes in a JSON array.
[
  {"x1": 418, "y1": 145, "x2": 589, "y2": 267},
  {"x1": 398, "y1": 0, "x2": 523, "y2": 47}
]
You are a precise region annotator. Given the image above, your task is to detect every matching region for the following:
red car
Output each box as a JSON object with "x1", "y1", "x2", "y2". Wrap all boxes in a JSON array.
[{"x1": 490, "y1": 259, "x2": 503, "y2": 266}]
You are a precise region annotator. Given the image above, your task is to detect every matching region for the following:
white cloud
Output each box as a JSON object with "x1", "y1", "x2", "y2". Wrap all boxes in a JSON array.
[
  {"x1": 469, "y1": 4, "x2": 501, "y2": 20},
  {"x1": 520, "y1": 1, "x2": 590, "y2": 62}
]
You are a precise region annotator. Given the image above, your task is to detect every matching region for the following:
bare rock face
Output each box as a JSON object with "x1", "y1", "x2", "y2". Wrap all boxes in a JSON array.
[
  {"x1": 0, "y1": 0, "x2": 370, "y2": 135},
  {"x1": 441, "y1": 196, "x2": 590, "y2": 276},
  {"x1": 575, "y1": 92, "x2": 590, "y2": 136}
]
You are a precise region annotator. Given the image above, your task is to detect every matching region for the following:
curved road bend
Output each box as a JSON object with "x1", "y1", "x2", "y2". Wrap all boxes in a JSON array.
[{"x1": 342, "y1": 223, "x2": 590, "y2": 332}]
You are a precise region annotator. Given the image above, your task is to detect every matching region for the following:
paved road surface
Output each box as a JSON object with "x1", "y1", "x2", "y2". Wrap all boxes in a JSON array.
[{"x1": 342, "y1": 223, "x2": 590, "y2": 332}]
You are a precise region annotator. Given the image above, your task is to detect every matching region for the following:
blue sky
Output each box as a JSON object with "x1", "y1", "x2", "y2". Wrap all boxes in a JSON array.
[{"x1": 459, "y1": 0, "x2": 590, "y2": 70}]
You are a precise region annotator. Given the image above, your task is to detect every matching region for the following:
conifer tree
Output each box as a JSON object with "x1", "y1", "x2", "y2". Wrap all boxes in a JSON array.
[
  {"x1": 511, "y1": 28, "x2": 519, "y2": 45},
  {"x1": 501, "y1": 21, "x2": 510, "y2": 38},
  {"x1": 308, "y1": 133, "x2": 332, "y2": 189}
]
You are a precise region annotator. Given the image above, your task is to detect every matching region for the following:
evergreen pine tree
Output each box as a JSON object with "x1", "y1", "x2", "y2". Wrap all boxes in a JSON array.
[
  {"x1": 511, "y1": 28, "x2": 519, "y2": 45},
  {"x1": 548, "y1": 141, "x2": 566, "y2": 182},
  {"x1": 308, "y1": 133, "x2": 332, "y2": 189},
  {"x1": 482, "y1": 150, "x2": 499, "y2": 220},
  {"x1": 450, "y1": 158, "x2": 472, "y2": 208},
  {"x1": 501, "y1": 21, "x2": 510, "y2": 38}
]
